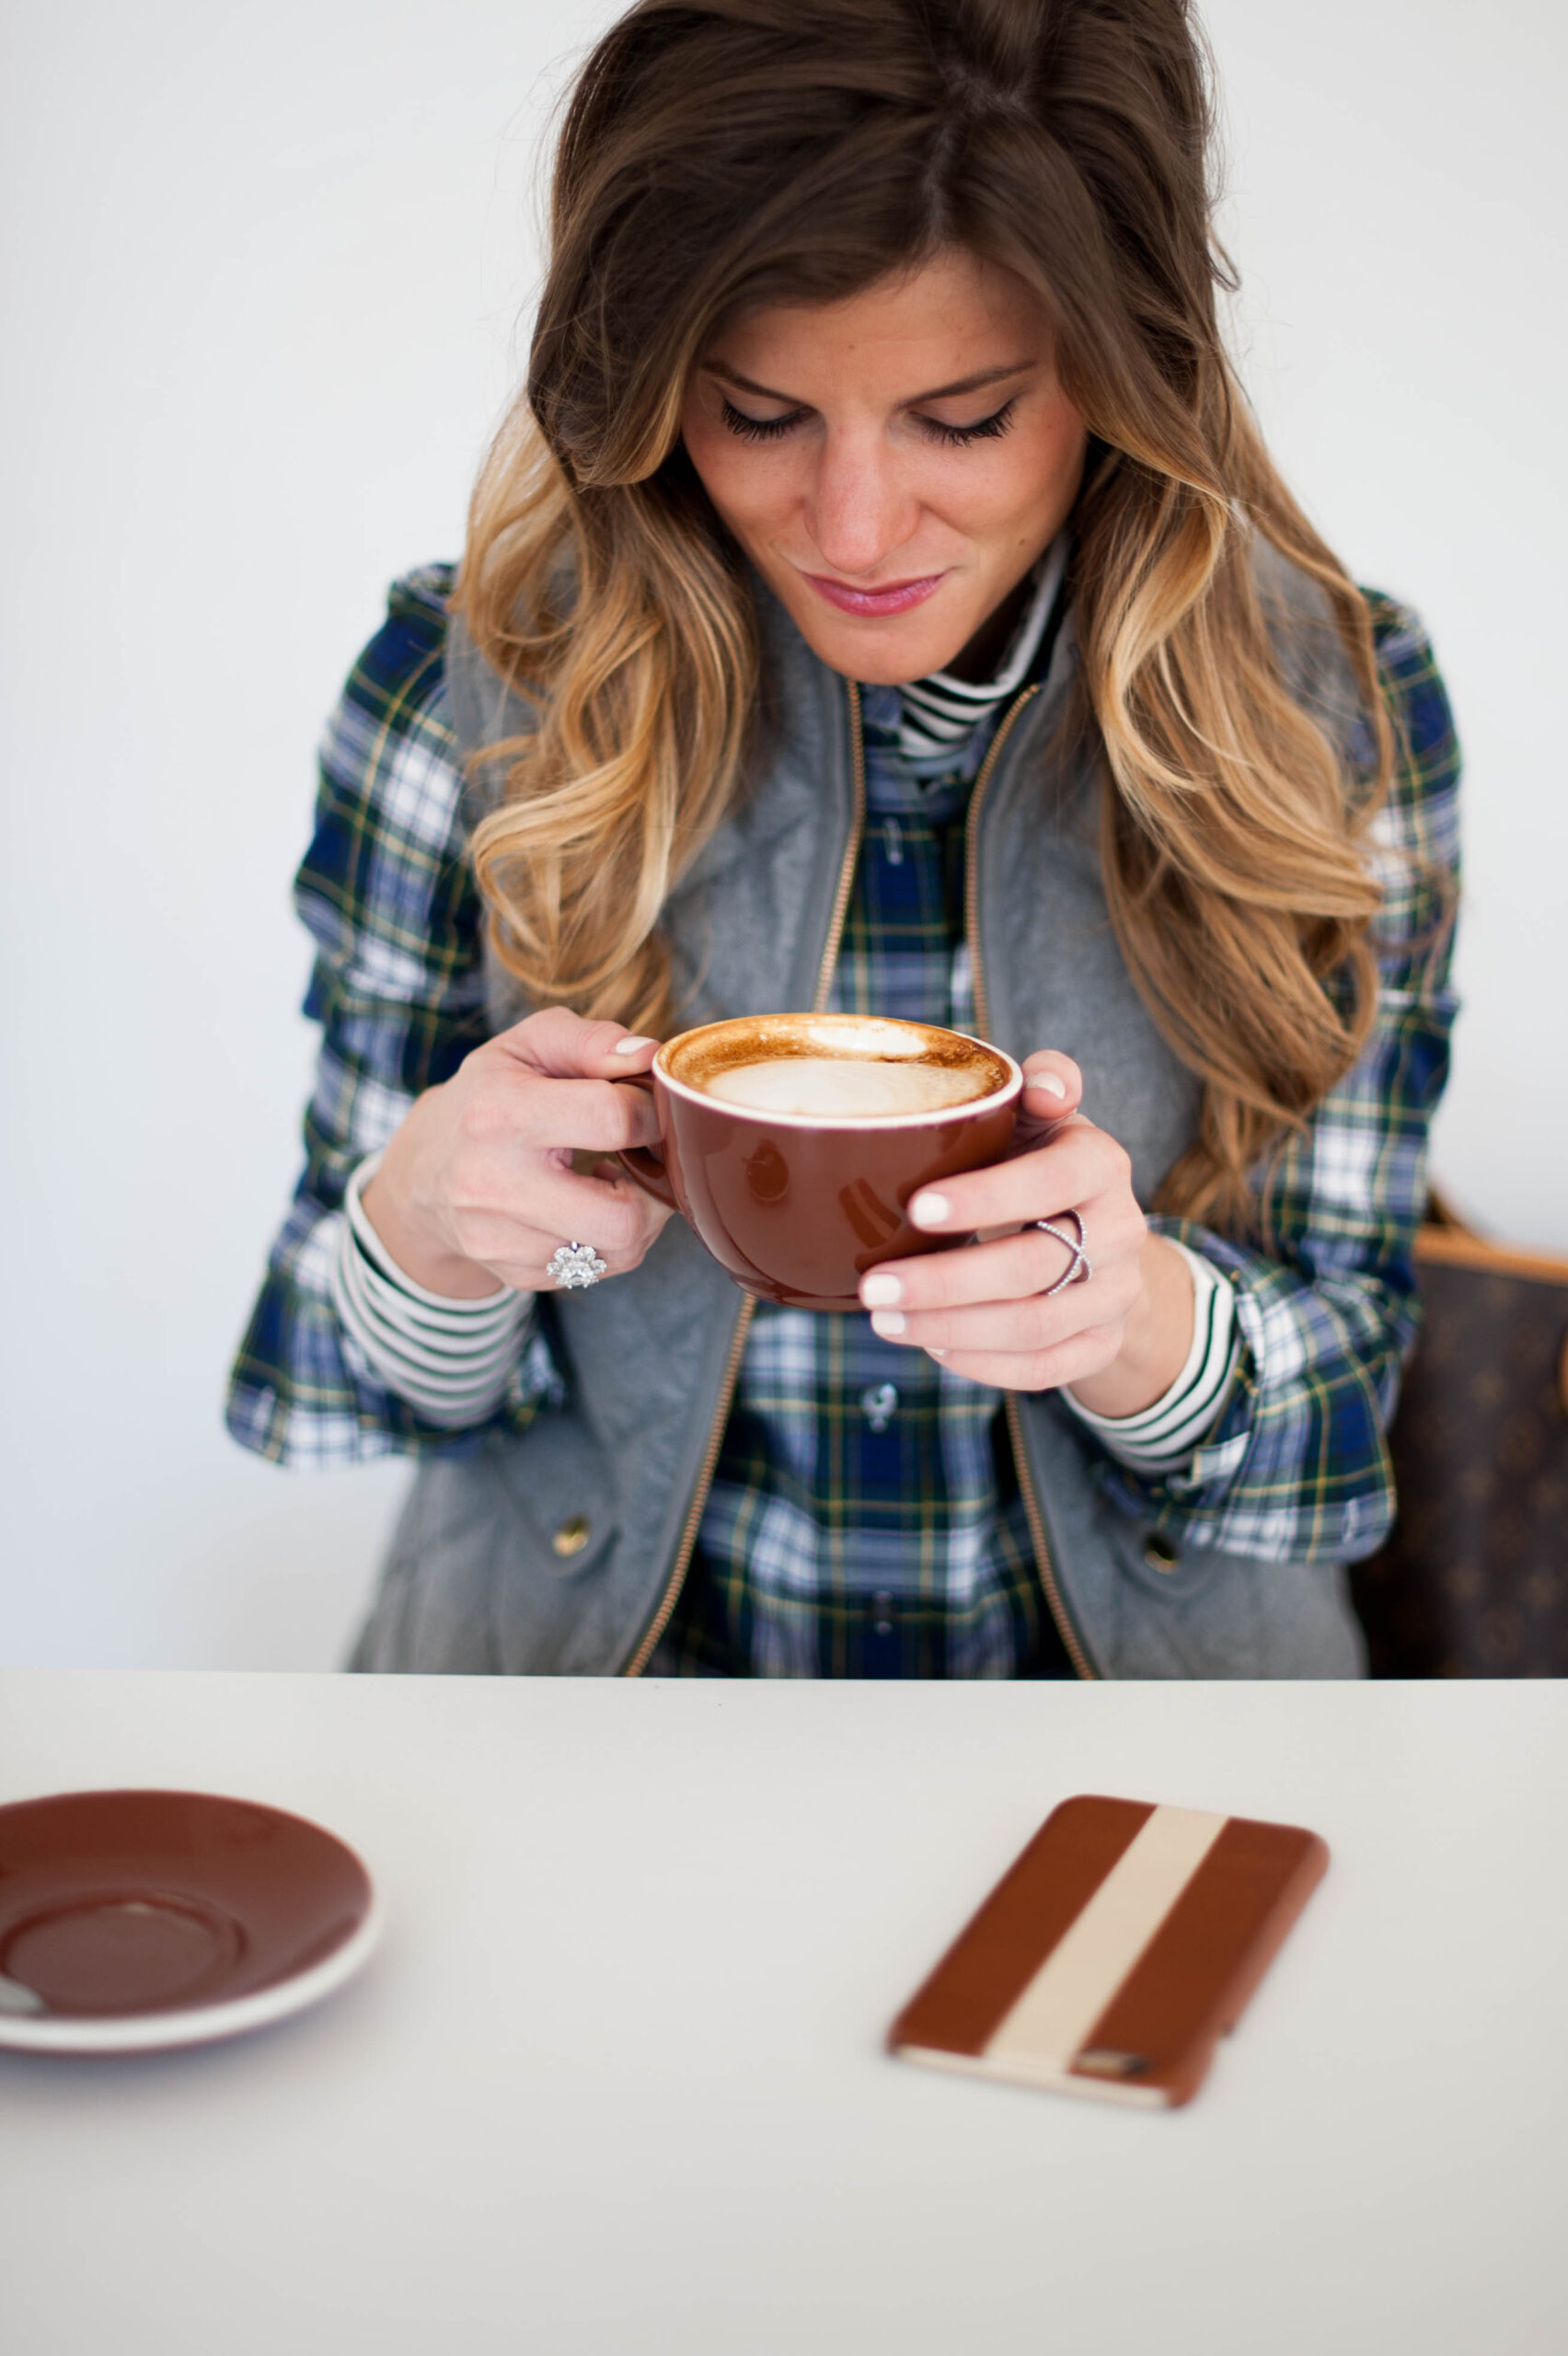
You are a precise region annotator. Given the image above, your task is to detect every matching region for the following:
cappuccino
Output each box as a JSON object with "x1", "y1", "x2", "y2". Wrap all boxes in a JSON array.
[
  {"x1": 703, "y1": 1055, "x2": 992, "y2": 1120},
  {"x1": 624, "y1": 1012, "x2": 1023, "y2": 1306},
  {"x1": 660, "y1": 1012, "x2": 1015, "y2": 1127}
]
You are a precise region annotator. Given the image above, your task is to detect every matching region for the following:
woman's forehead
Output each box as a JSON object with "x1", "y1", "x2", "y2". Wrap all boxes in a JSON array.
[{"x1": 702, "y1": 250, "x2": 1052, "y2": 395}]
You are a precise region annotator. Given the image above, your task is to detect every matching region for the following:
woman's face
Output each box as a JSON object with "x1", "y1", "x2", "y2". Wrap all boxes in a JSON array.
[{"x1": 680, "y1": 246, "x2": 1088, "y2": 686}]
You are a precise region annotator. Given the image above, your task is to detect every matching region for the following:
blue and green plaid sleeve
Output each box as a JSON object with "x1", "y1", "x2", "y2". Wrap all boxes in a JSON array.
[
  {"x1": 1115, "y1": 593, "x2": 1461, "y2": 1561},
  {"x1": 226, "y1": 565, "x2": 554, "y2": 1467}
]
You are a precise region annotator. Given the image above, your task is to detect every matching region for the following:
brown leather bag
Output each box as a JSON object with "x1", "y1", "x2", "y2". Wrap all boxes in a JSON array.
[{"x1": 1350, "y1": 1203, "x2": 1568, "y2": 1676}]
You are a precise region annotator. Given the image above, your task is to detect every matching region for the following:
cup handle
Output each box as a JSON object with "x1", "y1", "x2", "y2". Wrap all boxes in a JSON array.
[{"x1": 615, "y1": 1070, "x2": 678, "y2": 1212}]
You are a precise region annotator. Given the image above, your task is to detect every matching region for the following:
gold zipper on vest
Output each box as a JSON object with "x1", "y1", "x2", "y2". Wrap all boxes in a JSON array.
[
  {"x1": 621, "y1": 1292, "x2": 756, "y2": 1677},
  {"x1": 624, "y1": 683, "x2": 870, "y2": 1676},
  {"x1": 965, "y1": 687, "x2": 1098, "y2": 1682}
]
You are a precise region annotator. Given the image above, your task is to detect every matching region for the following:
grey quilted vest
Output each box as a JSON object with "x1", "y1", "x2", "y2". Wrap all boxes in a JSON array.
[{"x1": 352, "y1": 553, "x2": 1366, "y2": 1679}]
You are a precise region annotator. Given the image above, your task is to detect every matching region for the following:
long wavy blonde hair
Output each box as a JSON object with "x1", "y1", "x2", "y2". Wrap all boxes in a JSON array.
[{"x1": 455, "y1": 0, "x2": 1397, "y2": 1236}]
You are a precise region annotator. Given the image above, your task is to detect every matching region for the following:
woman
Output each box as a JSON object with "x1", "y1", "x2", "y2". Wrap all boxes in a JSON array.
[{"x1": 229, "y1": 0, "x2": 1458, "y2": 1680}]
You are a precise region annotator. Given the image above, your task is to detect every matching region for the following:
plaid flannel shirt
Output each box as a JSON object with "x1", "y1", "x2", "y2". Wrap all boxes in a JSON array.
[
  {"x1": 228, "y1": 563, "x2": 1460, "y2": 1640},
  {"x1": 660, "y1": 656, "x2": 1076, "y2": 1677}
]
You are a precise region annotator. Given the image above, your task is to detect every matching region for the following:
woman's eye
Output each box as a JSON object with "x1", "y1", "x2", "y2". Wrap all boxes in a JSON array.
[
  {"x1": 917, "y1": 399, "x2": 1018, "y2": 448},
  {"x1": 720, "y1": 398, "x2": 806, "y2": 443},
  {"x1": 716, "y1": 395, "x2": 1018, "y2": 446}
]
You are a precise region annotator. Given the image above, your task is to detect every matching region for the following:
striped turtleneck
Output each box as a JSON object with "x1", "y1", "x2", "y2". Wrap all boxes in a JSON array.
[{"x1": 893, "y1": 534, "x2": 1069, "y2": 765}]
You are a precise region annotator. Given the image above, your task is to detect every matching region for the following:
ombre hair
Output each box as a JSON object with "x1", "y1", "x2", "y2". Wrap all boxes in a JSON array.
[{"x1": 456, "y1": 0, "x2": 1400, "y2": 1234}]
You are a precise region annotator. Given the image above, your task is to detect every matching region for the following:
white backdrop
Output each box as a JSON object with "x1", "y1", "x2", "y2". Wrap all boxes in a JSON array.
[{"x1": 3, "y1": 1, "x2": 1563, "y2": 1669}]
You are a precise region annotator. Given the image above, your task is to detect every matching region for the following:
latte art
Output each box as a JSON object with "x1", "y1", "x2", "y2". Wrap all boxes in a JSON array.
[{"x1": 701, "y1": 1055, "x2": 994, "y2": 1119}]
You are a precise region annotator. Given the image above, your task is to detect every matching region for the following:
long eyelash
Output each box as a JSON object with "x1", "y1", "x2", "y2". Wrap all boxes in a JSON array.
[
  {"x1": 719, "y1": 395, "x2": 1018, "y2": 445},
  {"x1": 920, "y1": 399, "x2": 1018, "y2": 448},
  {"x1": 720, "y1": 398, "x2": 802, "y2": 443}
]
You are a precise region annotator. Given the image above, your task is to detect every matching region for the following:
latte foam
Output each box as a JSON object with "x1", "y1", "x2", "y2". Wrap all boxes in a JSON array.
[{"x1": 701, "y1": 1055, "x2": 993, "y2": 1120}]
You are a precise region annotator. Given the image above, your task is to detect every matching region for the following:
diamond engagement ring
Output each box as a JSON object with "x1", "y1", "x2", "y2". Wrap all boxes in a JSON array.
[
  {"x1": 1035, "y1": 1208, "x2": 1091, "y2": 1296},
  {"x1": 547, "y1": 1241, "x2": 609, "y2": 1290}
]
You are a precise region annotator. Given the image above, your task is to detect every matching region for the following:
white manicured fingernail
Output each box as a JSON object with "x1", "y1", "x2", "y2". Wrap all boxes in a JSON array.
[
  {"x1": 1028, "y1": 1072, "x2": 1067, "y2": 1099},
  {"x1": 860, "y1": 1274, "x2": 903, "y2": 1308},
  {"x1": 870, "y1": 1309, "x2": 907, "y2": 1338},
  {"x1": 614, "y1": 1036, "x2": 657, "y2": 1055},
  {"x1": 909, "y1": 1192, "x2": 950, "y2": 1229},
  {"x1": 927, "y1": 1347, "x2": 948, "y2": 1362}
]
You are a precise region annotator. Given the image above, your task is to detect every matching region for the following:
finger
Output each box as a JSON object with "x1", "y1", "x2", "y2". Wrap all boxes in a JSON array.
[
  {"x1": 528, "y1": 1163, "x2": 675, "y2": 1256},
  {"x1": 499, "y1": 1005, "x2": 663, "y2": 1080},
  {"x1": 860, "y1": 1222, "x2": 1085, "y2": 1314},
  {"x1": 464, "y1": 1070, "x2": 663, "y2": 1156},
  {"x1": 1015, "y1": 1051, "x2": 1084, "y2": 1143},
  {"x1": 457, "y1": 1223, "x2": 580, "y2": 1292},
  {"x1": 863, "y1": 1245, "x2": 1137, "y2": 1353},
  {"x1": 529, "y1": 1215, "x2": 669, "y2": 1289},
  {"x1": 461, "y1": 1202, "x2": 671, "y2": 1291},
  {"x1": 865, "y1": 1191, "x2": 1143, "y2": 1313},
  {"x1": 868, "y1": 1271, "x2": 1136, "y2": 1357},
  {"x1": 458, "y1": 1161, "x2": 671, "y2": 1265},
  {"x1": 922, "y1": 1323, "x2": 1130, "y2": 1393},
  {"x1": 465, "y1": 1229, "x2": 643, "y2": 1292},
  {"x1": 905, "y1": 1122, "x2": 1132, "y2": 1238}
]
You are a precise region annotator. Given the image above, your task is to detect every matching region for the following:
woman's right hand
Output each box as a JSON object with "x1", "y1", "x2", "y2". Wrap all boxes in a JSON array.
[{"x1": 359, "y1": 1008, "x2": 672, "y2": 1299}]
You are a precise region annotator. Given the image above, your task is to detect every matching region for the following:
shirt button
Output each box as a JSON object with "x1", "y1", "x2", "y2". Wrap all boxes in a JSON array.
[
  {"x1": 871, "y1": 1589, "x2": 897, "y2": 1636},
  {"x1": 552, "y1": 1514, "x2": 591, "y2": 1558},
  {"x1": 1143, "y1": 1534, "x2": 1180, "y2": 1575},
  {"x1": 860, "y1": 1382, "x2": 899, "y2": 1433}
]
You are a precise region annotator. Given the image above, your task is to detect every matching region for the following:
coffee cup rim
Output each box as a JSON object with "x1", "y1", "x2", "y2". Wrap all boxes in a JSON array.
[{"x1": 651, "y1": 1018, "x2": 1023, "y2": 1129}]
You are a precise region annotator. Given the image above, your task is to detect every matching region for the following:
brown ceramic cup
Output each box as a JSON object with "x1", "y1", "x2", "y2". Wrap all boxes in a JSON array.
[{"x1": 617, "y1": 1012, "x2": 1021, "y2": 1311}]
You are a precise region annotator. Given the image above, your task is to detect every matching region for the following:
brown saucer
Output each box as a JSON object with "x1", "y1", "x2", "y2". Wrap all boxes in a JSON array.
[{"x1": 0, "y1": 1788, "x2": 380, "y2": 2053}]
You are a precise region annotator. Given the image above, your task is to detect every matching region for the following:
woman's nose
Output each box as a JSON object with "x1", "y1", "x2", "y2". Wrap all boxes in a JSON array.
[{"x1": 806, "y1": 431, "x2": 918, "y2": 577}]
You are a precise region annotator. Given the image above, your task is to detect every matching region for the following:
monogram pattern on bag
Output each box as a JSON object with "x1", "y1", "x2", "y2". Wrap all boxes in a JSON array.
[{"x1": 1351, "y1": 1250, "x2": 1568, "y2": 1676}]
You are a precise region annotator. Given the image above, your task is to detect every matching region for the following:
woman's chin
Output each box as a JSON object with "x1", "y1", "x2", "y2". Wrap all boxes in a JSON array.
[{"x1": 772, "y1": 584, "x2": 979, "y2": 687}]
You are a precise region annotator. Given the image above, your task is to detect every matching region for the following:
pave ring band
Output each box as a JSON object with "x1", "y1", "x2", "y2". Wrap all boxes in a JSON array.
[
  {"x1": 547, "y1": 1241, "x2": 608, "y2": 1290},
  {"x1": 1035, "y1": 1208, "x2": 1091, "y2": 1297}
]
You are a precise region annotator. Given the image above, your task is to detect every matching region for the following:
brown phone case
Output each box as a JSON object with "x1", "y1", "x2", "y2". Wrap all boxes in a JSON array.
[{"x1": 888, "y1": 1794, "x2": 1328, "y2": 2108}]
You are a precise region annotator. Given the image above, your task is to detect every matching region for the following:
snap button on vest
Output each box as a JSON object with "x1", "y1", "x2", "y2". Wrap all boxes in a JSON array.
[
  {"x1": 860, "y1": 1382, "x2": 899, "y2": 1433},
  {"x1": 1143, "y1": 1534, "x2": 1180, "y2": 1575},
  {"x1": 552, "y1": 1514, "x2": 591, "y2": 1558}
]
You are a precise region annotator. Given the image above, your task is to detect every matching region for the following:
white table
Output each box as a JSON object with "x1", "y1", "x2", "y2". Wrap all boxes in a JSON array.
[{"x1": 2, "y1": 1671, "x2": 1564, "y2": 2356}]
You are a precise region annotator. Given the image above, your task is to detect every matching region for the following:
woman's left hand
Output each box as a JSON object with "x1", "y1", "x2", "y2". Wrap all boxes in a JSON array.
[{"x1": 857, "y1": 1050, "x2": 1194, "y2": 1411}]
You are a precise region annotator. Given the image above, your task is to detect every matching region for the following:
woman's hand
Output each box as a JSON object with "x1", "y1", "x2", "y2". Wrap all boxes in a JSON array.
[
  {"x1": 857, "y1": 1051, "x2": 1194, "y2": 1412},
  {"x1": 360, "y1": 1009, "x2": 673, "y2": 1298}
]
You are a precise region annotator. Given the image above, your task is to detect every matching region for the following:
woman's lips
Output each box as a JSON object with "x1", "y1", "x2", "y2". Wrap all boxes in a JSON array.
[{"x1": 802, "y1": 572, "x2": 946, "y2": 618}]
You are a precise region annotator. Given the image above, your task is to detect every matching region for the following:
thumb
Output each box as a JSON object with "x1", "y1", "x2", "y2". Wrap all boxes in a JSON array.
[{"x1": 1016, "y1": 1050, "x2": 1084, "y2": 1142}]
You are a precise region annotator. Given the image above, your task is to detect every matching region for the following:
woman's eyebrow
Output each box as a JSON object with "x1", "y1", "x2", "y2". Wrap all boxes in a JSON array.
[{"x1": 702, "y1": 358, "x2": 1039, "y2": 406}]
